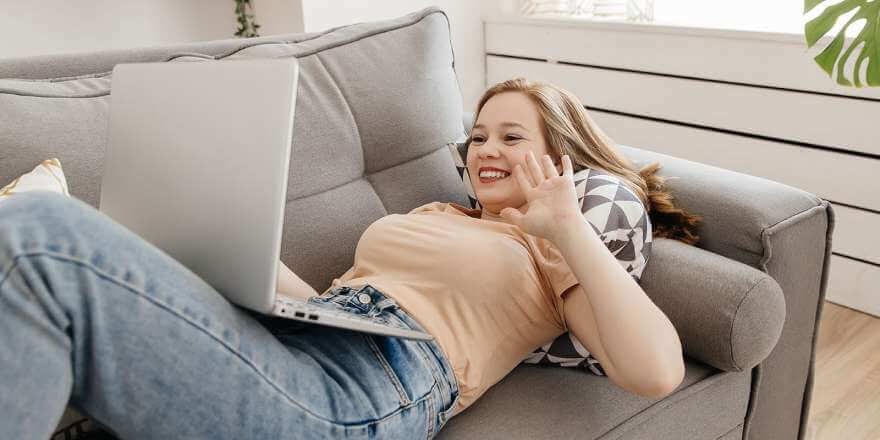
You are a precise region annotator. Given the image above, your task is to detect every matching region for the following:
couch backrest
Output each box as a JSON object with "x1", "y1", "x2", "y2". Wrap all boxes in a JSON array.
[{"x1": 0, "y1": 6, "x2": 469, "y2": 291}]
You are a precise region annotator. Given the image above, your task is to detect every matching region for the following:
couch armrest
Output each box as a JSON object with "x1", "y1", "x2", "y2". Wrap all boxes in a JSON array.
[
  {"x1": 617, "y1": 145, "x2": 826, "y2": 270},
  {"x1": 641, "y1": 238, "x2": 786, "y2": 372},
  {"x1": 614, "y1": 143, "x2": 834, "y2": 440}
]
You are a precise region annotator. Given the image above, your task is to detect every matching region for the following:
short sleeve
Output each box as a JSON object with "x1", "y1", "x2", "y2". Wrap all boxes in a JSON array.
[{"x1": 539, "y1": 241, "x2": 580, "y2": 299}]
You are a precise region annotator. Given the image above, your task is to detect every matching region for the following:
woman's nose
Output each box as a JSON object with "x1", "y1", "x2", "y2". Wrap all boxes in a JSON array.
[{"x1": 478, "y1": 142, "x2": 501, "y2": 158}]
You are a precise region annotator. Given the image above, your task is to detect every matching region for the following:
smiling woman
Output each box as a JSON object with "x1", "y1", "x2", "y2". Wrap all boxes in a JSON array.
[
  {"x1": 464, "y1": 77, "x2": 703, "y2": 397},
  {"x1": 467, "y1": 77, "x2": 701, "y2": 245}
]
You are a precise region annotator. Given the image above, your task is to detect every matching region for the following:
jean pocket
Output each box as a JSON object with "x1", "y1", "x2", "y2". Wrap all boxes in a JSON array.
[
  {"x1": 364, "y1": 334, "x2": 412, "y2": 406},
  {"x1": 437, "y1": 395, "x2": 458, "y2": 427}
]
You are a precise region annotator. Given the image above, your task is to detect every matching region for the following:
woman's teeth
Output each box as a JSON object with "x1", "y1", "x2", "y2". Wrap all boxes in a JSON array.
[{"x1": 480, "y1": 171, "x2": 509, "y2": 180}]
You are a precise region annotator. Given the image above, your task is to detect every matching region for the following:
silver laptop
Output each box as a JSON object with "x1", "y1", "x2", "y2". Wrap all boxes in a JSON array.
[{"x1": 99, "y1": 58, "x2": 432, "y2": 341}]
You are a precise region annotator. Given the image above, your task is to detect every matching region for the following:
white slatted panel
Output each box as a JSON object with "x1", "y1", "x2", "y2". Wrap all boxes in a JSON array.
[
  {"x1": 582, "y1": 109, "x2": 880, "y2": 265},
  {"x1": 570, "y1": 108, "x2": 880, "y2": 214},
  {"x1": 831, "y1": 205, "x2": 880, "y2": 266},
  {"x1": 484, "y1": 21, "x2": 880, "y2": 314},
  {"x1": 487, "y1": 55, "x2": 880, "y2": 156},
  {"x1": 826, "y1": 256, "x2": 880, "y2": 318},
  {"x1": 485, "y1": 18, "x2": 880, "y2": 100},
  {"x1": 591, "y1": 112, "x2": 880, "y2": 317}
]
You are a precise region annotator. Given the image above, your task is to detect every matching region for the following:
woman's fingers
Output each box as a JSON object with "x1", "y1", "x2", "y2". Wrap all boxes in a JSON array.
[
  {"x1": 519, "y1": 153, "x2": 537, "y2": 187},
  {"x1": 541, "y1": 154, "x2": 557, "y2": 177},
  {"x1": 526, "y1": 151, "x2": 546, "y2": 182},
  {"x1": 512, "y1": 164, "x2": 534, "y2": 198}
]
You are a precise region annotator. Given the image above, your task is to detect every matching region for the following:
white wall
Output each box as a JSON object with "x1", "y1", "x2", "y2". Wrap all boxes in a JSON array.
[
  {"x1": 302, "y1": 0, "x2": 490, "y2": 111},
  {"x1": 0, "y1": 0, "x2": 306, "y2": 60},
  {"x1": 0, "y1": 1, "x2": 239, "y2": 59}
]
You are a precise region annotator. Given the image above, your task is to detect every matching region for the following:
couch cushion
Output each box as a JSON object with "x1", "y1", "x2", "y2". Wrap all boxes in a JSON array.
[
  {"x1": 0, "y1": 6, "x2": 468, "y2": 294},
  {"x1": 436, "y1": 358, "x2": 751, "y2": 440}
]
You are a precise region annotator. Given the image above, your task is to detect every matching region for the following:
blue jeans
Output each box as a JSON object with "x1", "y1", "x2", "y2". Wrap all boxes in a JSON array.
[{"x1": 0, "y1": 191, "x2": 459, "y2": 439}]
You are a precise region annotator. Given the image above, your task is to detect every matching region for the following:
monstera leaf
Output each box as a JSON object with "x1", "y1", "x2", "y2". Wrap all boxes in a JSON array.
[{"x1": 804, "y1": 0, "x2": 880, "y2": 87}]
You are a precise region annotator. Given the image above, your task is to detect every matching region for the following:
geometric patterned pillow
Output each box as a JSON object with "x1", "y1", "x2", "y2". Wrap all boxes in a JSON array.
[{"x1": 447, "y1": 141, "x2": 653, "y2": 373}]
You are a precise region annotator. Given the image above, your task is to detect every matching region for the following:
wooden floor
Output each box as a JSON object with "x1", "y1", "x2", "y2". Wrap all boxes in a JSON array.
[{"x1": 804, "y1": 301, "x2": 880, "y2": 440}]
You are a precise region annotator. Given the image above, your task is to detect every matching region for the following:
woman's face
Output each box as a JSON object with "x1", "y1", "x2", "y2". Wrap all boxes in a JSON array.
[{"x1": 468, "y1": 91, "x2": 562, "y2": 218}]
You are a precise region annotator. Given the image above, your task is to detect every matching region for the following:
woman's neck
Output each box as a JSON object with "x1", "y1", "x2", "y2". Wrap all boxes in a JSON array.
[{"x1": 479, "y1": 208, "x2": 505, "y2": 223}]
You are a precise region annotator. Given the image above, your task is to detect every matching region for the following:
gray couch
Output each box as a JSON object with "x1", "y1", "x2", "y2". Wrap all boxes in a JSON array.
[{"x1": 0, "y1": 7, "x2": 834, "y2": 440}]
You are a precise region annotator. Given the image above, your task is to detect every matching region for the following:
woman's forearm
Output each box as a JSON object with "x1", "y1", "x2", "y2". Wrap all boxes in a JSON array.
[
  {"x1": 276, "y1": 260, "x2": 320, "y2": 301},
  {"x1": 552, "y1": 216, "x2": 684, "y2": 397}
]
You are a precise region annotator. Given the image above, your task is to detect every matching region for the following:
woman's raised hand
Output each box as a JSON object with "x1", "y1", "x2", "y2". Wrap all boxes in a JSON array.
[{"x1": 499, "y1": 151, "x2": 582, "y2": 242}]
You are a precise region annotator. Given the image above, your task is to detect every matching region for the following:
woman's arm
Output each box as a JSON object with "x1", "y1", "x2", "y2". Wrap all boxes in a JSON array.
[
  {"x1": 277, "y1": 260, "x2": 320, "y2": 301},
  {"x1": 552, "y1": 216, "x2": 685, "y2": 399}
]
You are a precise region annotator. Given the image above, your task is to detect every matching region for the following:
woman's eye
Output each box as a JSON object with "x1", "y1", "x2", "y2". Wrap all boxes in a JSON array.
[
  {"x1": 504, "y1": 135, "x2": 521, "y2": 141},
  {"x1": 471, "y1": 136, "x2": 485, "y2": 143}
]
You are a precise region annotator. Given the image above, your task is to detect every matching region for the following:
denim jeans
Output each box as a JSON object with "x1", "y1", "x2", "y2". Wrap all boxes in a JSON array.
[{"x1": 0, "y1": 191, "x2": 459, "y2": 439}]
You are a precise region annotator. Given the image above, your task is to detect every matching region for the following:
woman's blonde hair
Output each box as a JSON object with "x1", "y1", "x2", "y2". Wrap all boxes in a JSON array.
[{"x1": 474, "y1": 78, "x2": 702, "y2": 245}]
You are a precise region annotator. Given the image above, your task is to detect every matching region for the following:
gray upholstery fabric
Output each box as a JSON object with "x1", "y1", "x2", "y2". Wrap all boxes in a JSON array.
[
  {"x1": 614, "y1": 146, "x2": 833, "y2": 440},
  {"x1": 0, "y1": 32, "x2": 324, "y2": 80},
  {"x1": 1, "y1": 6, "x2": 833, "y2": 440},
  {"x1": 436, "y1": 360, "x2": 751, "y2": 440},
  {"x1": 0, "y1": 7, "x2": 466, "y2": 297},
  {"x1": 640, "y1": 238, "x2": 786, "y2": 372}
]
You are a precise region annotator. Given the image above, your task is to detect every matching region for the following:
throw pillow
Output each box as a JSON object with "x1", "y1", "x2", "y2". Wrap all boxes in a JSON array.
[
  {"x1": 447, "y1": 141, "x2": 653, "y2": 374},
  {"x1": 0, "y1": 158, "x2": 70, "y2": 202}
]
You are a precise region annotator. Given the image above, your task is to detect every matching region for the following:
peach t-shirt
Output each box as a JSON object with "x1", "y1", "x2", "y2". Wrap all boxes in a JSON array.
[{"x1": 327, "y1": 201, "x2": 579, "y2": 417}]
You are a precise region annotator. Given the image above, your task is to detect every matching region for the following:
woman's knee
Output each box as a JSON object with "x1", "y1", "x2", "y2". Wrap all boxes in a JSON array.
[
  {"x1": 0, "y1": 191, "x2": 106, "y2": 259},
  {"x1": 0, "y1": 191, "x2": 91, "y2": 232}
]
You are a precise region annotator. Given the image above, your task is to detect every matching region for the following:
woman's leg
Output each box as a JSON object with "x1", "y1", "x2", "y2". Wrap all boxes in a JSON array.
[{"x1": 0, "y1": 191, "x2": 439, "y2": 439}]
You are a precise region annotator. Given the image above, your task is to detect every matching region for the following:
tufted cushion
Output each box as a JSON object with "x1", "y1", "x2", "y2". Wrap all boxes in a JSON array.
[
  {"x1": 448, "y1": 141, "x2": 653, "y2": 371},
  {"x1": 0, "y1": 6, "x2": 469, "y2": 293}
]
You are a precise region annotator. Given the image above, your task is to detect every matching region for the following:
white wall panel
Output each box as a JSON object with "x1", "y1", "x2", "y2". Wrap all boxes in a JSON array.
[
  {"x1": 830, "y1": 204, "x2": 880, "y2": 266},
  {"x1": 485, "y1": 19, "x2": 880, "y2": 315},
  {"x1": 826, "y1": 256, "x2": 880, "y2": 318},
  {"x1": 487, "y1": 55, "x2": 880, "y2": 157},
  {"x1": 577, "y1": 109, "x2": 880, "y2": 215},
  {"x1": 585, "y1": 109, "x2": 880, "y2": 266},
  {"x1": 485, "y1": 18, "x2": 880, "y2": 100}
]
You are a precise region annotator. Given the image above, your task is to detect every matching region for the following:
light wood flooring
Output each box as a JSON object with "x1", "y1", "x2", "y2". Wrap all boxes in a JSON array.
[{"x1": 804, "y1": 301, "x2": 880, "y2": 440}]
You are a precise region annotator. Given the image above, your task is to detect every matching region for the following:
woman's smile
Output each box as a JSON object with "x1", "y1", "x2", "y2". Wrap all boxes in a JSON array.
[{"x1": 478, "y1": 174, "x2": 511, "y2": 184}]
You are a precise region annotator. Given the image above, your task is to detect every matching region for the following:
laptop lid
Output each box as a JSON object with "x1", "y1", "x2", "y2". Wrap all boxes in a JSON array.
[{"x1": 99, "y1": 58, "x2": 298, "y2": 314}]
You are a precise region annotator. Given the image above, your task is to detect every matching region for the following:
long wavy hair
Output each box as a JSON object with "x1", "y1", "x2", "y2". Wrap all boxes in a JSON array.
[{"x1": 473, "y1": 78, "x2": 702, "y2": 245}]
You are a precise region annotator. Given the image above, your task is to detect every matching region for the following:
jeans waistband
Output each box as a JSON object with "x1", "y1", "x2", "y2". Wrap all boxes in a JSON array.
[{"x1": 319, "y1": 284, "x2": 460, "y2": 419}]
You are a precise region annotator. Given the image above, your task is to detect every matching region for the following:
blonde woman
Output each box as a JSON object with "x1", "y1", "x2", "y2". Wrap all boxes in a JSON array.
[{"x1": 0, "y1": 78, "x2": 700, "y2": 439}]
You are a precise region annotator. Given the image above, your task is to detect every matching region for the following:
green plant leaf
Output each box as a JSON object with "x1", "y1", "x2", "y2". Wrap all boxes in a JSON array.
[
  {"x1": 805, "y1": 0, "x2": 880, "y2": 87},
  {"x1": 804, "y1": 0, "x2": 825, "y2": 15},
  {"x1": 233, "y1": 0, "x2": 260, "y2": 38}
]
